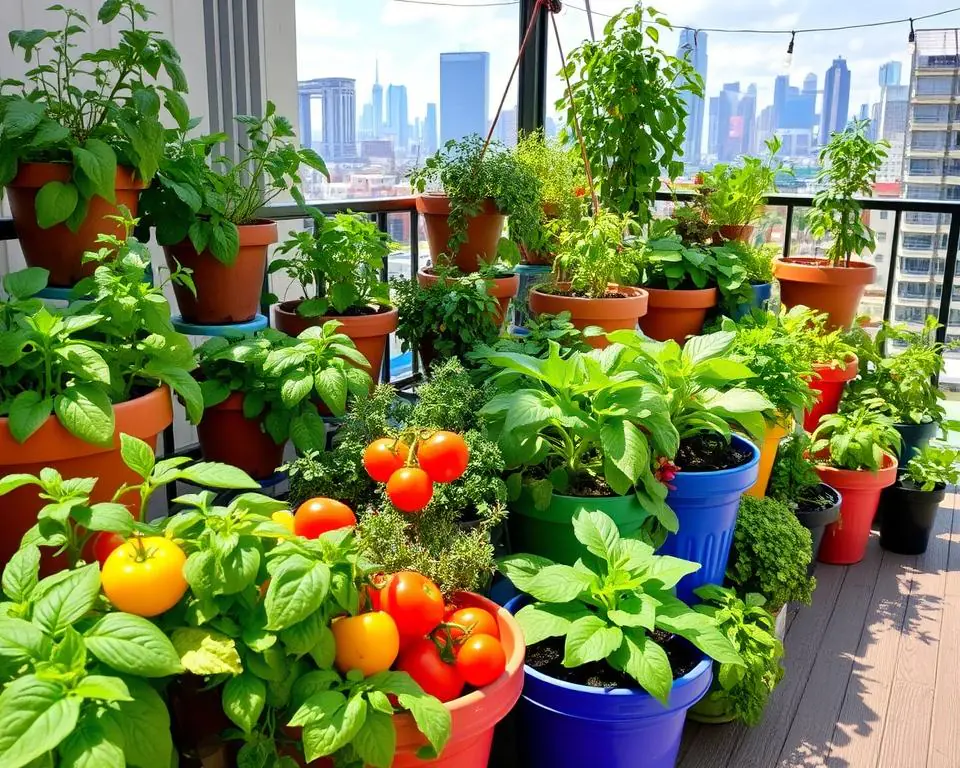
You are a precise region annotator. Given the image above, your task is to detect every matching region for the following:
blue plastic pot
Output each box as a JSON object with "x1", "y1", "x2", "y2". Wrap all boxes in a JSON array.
[
  {"x1": 505, "y1": 596, "x2": 712, "y2": 768},
  {"x1": 659, "y1": 435, "x2": 760, "y2": 603},
  {"x1": 731, "y1": 282, "x2": 773, "y2": 320}
]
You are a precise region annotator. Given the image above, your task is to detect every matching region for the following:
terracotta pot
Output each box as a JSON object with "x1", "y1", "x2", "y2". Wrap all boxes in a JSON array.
[
  {"x1": 416, "y1": 194, "x2": 505, "y2": 273},
  {"x1": 774, "y1": 257, "x2": 877, "y2": 330},
  {"x1": 196, "y1": 392, "x2": 285, "y2": 480},
  {"x1": 815, "y1": 452, "x2": 898, "y2": 565},
  {"x1": 528, "y1": 283, "x2": 649, "y2": 349},
  {"x1": 718, "y1": 224, "x2": 755, "y2": 243},
  {"x1": 272, "y1": 301, "x2": 397, "y2": 384},
  {"x1": 164, "y1": 220, "x2": 278, "y2": 325},
  {"x1": 0, "y1": 387, "x2": 173, "y2": 570},
  {"x1": 637, "y1": 286, "x2": 718, "y2": 344},
  {"x1": 802, "y1": 354, "x2": 858, "y2": 432},
  {"x1": 416, "y1": 267, "x2": 518, "y2": 328},
  {"x1": 6, "y1": 163, "x2": 146, "y2": 287}
]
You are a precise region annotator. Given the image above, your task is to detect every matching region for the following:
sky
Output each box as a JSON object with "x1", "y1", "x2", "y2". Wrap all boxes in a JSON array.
[{"x1": 294, "y1": 0, "x2": 960, "y2": 130}]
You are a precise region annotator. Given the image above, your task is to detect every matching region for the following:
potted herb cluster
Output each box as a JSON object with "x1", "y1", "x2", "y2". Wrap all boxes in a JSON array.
[
  {"x1": 878, "y1": 443, "x2": 960, "y2": 555},
  {"x1": 501, "y1": 510, "x2": 742, "y2": 768},
  {"x1": 774, "y1": 119, "x2": 889, "y2": 329},
  {"x1": 139, "y1": 103, "x2": 327, "y2": 325},
  {"x1": 0, "y1": 0, "x2": 187, "y2": 285},
  {"x1": 269, "y1": 210, "x2": 397, "y2": 382},
  {"x1": 720, "y1": 241, "x2": 779, "y2": 318}
]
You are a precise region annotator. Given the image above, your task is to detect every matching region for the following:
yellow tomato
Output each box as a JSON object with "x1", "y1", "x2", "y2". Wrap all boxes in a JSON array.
[
  {"x1": 101, "y1": 537, "x2": 188, "y2": 617},
  {"x1": 332, "y1": 611, "x2": 400, "y2": 677},
  {"x1": 271, "y1": 510, "x2": 296, "y2": 534}
]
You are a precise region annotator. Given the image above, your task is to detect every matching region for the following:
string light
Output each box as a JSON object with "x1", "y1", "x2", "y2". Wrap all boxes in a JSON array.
[
  {"x1": 783, "y1": 31, "x2": 796, "y2": 71},
  {"x1": 908, "y1": 18, "x2": 917, "y2": 57}
]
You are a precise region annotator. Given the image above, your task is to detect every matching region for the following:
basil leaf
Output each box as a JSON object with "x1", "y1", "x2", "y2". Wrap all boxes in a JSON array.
[
  {"x1": 106, "y1": 678, "x2": 172, "y2": 768},
  {"x1": 352, "y1": 709, "x2": 396, "y2": 768},
  {"x1": 2, "y1": 544, "x2": 40, "y2": 602},
  {"x1": 119, "y1": 434, "x2": 156, "y2": 479},
  {"x1": 562, "y1": 615, "x2": 623, "y2": 667},
  {"x1": 58, "y1": 715, "x2": 125, "y2": 768},
  {"x1": 170, "y1": 627, "x2": 242, "y2": 675},
  {"x1": 222, "y1": 673, "x2": 266, "y2": 734},
  {"x1": 53, "y1": 385, "x2": 115, "y2": 446},
  {"x1": 264, "y1": 556, "x2": 331, "y2": 631},
  {"x1": 85, "y1": 613, "x2": 183, "y2": 677},
  {"x1": 0, "y1": 676, "x2": 80, "y2": 767},
  {"x1": 32, "y1": 564, "x2": 100, "y2": 637}
]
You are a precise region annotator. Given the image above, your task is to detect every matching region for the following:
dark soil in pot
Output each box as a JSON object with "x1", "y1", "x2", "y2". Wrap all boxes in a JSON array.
[
  {"x1": 537, "y1": 287, "x2": 635, "y2": 300},
  {"x1": 527, "y1": 631, "x2": 700, "y2": 689},
  {"x1": 676, "y1": 434, "x2": 753, "y2": 472}
]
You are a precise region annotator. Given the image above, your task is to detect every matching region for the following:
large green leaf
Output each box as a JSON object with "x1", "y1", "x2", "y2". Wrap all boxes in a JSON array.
[
  {"x1": 562, "y1": 615, "x2": 623, "y2": 667},
  {"x1": 170, "y1": 627, "x2": 242, "y2": 675},
  {"x1": 514, "y1": 603, "x2": 591, "y2": 646},
  {"x1": 85, "y1": 613, "x2": 183, "y2": 677},
  {"x1": 0, "y1": 676, "x2": 80, "y2": 768},
  {"x1": 0, "y1": 618, "x2": 49, "y2": 667},
  {"x1": 58, "y1": 715, "x2": 125, "y2": 768},
  {"x1": 35, "y1": 180, "x2": 79, "y2": 228},
  {"x1": 1, "y1": 544, "x2": 40, "y2": 602},
  {"x1": 571, "y1": 509, "x2": 621, "y2": 563},
  {"x1": 265, "y1": 556, "x2": 331, "y2": 631},
  {"x1": 609, "y1": 629, "x2": 673, "y2": 703},
  {"x1": 222, "y1": 673, "x2": 266, "y2": 734},
  {"x1": 107, "y1": 678, "x2": 173, "y2": 768},
  {"x1": 70, "y1": 138, "x2": 117, "y2": 203},
  {"x1": 643, "y1": 555, "x2": 701, "y2": 590},
  {"x1": 525, "y1": 564, "x2": 593, "y2": 603},
  {"x1": 32, "y1": 564, "x2": 100, "y2": 637},
  {"x1": 176, "y1": 462, "x2": 259, "y2": 490},
  {"x1": 601, "y1": 419, "x2": 649, "y2": 495},
  {"x1": 352, "y1": 709, "x2": 396, "y2": 768},
  {"x1": 53, "y1": 385, "x2": 115, "y2": 446},
  {"x1": 682, "y1": 331, "x2": 735, "y2": 366},
  {"x1": 8, "y1": 392, "x2": 52, "y2": 443}
]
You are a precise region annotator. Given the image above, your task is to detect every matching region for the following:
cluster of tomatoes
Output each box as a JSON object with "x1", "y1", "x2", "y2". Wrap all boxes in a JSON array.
[
  {"x1": 362, "y1": 431, "x2": 469, "y2": 513},
  {"x1": 333, "y1": 570, "x2": 507, "y2": 702}
]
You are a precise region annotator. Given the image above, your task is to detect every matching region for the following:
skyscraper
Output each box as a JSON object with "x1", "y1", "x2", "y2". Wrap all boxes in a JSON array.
[
  {"x1": 424, "y1": 103, "x2": 438, "y2": 155},
  {"x1": 707, "y1": 96, "x2": 720, "y2": 156},
  {"x1": 372, "y1": 61, "x2": 383, "y2": 139},
  {"x1": 820, "y1": 57, "x2": 851, "y2": 143},
  {"x1": 440, "y1": 52, "x2": 489, "y2": 143},
  {"x1": 298, "y1": 77, "x2": 357, "y2": 160},
  {"x1": 676, "y1": 29, "x2": 707, "y2": 164},
  {"x1": 386, "y1": 84, "x2": 409, "y2": 152},
  {"x1": 773, "y1": 74, "x2": 790, "y2": 128},
  {"x1": 879, "y1": 61, "x2": 902, "y2": 86},
  {"x1": 716, "y1": 82, "x2": 742, "y2": 162},
  {"x1": 802, "y1": 72, "x2": 818, "y2": 95},
  {"x1": 739, "y1": 83, "x2": 758, "y2": 155}
]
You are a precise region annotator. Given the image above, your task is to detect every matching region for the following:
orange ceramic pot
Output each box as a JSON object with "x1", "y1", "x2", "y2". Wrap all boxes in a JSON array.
[
  {"x1": 637, "y1": 287, "x2": 718, "y2": 344},
  {"x1": 416, "y1": 268, "x2": 518, "y2": 328},
  {"x1": 528, "y1": 283, "x2": 649, "y2": 348},
  {"x1": 774, "y1": 257, "x2": 877, "y2": 330},
  {"x1": 718, "y1": 224, "x2": 755, "y2": 243},
  {"x1": 417, "y1": 194, "x2": 505, "y2": 273}
]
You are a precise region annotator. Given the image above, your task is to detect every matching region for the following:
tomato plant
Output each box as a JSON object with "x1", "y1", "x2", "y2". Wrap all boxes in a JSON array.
[
  {"x1": 101, "y1": 536, "x2": 189, "y2": 617},
  {"x1": 396, "y1": 638, "x2": 465, "y2": 702},
  {"x1": 456, "y1": 634, "x2": 506, "y2": 687},
  {"x1": 386, "y1": 467, "x2": 434, "y2": 512},
  {"x1": 449, "y1": 607, "x2": 500, "y2": 641},
  {"x1": 381, "y1": 570, "x2": 445, "y2": 639},
  {"x1": 91, "y1": 531, "x2": 126, "y2": 566},
  {"x1": 416, "y1": 431, "x2": 469, "y2": 483},
  {"x1": 363, "y1": 437, "x2": 410, "y2": 482},
  {"x1": 331, "y1": 611, "x2": 400, "y2": 676},
  {"x1": 294, "y1": 497, "x2": 357, "y2": 538}
]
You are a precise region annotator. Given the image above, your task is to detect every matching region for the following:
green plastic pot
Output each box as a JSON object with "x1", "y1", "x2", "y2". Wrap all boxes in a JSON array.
[
  {"x1": 687, "y1": 689, "x2": 736, "y2": 724},
  {"x1": 508, "y1": 489, "x2": 649, "y2": 565}
]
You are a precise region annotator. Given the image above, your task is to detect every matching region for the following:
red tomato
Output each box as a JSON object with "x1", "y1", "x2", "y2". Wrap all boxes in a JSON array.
[
  {"x1": 91, "y1": 532, "x2": 126, "y2": 567},
  {"x1": 456, "y1": 634, "x2": 506, "y2": 687},
  {"x1": 396, "y1": 638, "x2": 465, "y2": 702},
  {"x1": 380, "y1": 571, "x2": 445, "y2": 639},
  {"x1": 294, "y1": 498, "x2": 356, "y2": 538},
  {"x1": 416, "y1": 431, "x2": 469, "y2": 484},
  {"x1": 449, "y1": 607, "x2": 500, "y2": 641},
  {"x1": 363, "y1": 573, "x2": 387, "y2": 612},
  {"x1": 363, "y1": 438, "x2": 410, "y2": 483},
  {"x1": 386, "y1": 468, "x2": 433, "y2": 513}
]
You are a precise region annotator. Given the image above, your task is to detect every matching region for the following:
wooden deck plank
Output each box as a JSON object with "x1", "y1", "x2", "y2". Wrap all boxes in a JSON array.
[{"x1": 877, "y1": 680, "x2": 935, "y2": 768}]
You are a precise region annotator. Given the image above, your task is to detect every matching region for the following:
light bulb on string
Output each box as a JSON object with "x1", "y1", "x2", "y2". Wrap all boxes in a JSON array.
[
  {"x1": 782, "y1": 31, "x2": 796, "y2": 72},
  {"x1": 907, "y1": 18, "x2": 916, "y2": 57}
]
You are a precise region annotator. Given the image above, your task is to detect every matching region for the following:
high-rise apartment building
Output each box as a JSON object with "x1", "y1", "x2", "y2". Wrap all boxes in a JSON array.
[
  {"x1": 880, "y1": 60, "x2": 902, "y2": 87},
  {"x1": 440, "y1": 52, "x2": 489, "y2": 143},
  {"x1": 298, "y1": 77, "x2": 357, "y2": 160},
  {"x1": 424, "y1": 103, "x2": 438, "y2": 155},
  {"x1": 372, "y1": 61, "x2": 383, "y2": 139},
  {"x1": 386, "y1": 84, "x2": 409, "y2": 153},
  {"x1": 677, "y1": 29, "x2": 707, "y2": 164},
  {"x1": 707, "y1": 96, "x2": 720, "y2": 156},
  {"x1": 820, "y1": 57, "x2": 851, "y2": 143}
]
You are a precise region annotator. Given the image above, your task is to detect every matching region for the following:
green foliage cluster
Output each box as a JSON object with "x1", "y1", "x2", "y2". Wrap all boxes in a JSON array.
[
  {"x1": 500, "y1": 510, "x2": 742, "y2": 704},
  {"x1": 700, "y1": 136, "x2": 790, "y2": 228},
  {"x1": 776, "y1": 304, "x2": 855, "y2": 368},
  {"x1": 0, "y1": 0, "x2": 187, "y2": 230},
  {"x1": 550, "y1": 209, "x2": 638, "y2": 298},
  {"x1": 811, "y1": 407, "x2": 902, "y2": 471},
  {"x1": 268, "y1": 211, "x2": 394, "y2": 317},
  {"x1": 768, "y1": 430, "x2": 833, "y2": 510},
  {"x1": 727, "y1": 496, "x2": 816, "y2": 613},
  {"x1": 718, "y1": 240, "x2": 778, "y2": 284},
  {"x1": 902, "y1": 443, "x2": 960, "y2": 492},
  {"x1": 0, "y1": 213, "x2": 201, "y2": 446},
  {"x1": 692, "y1": 585, "x2": 784, "y2": 726},
  {"x1": 409, "y1": 135, "x2": 542, "y2": 257},
  {"x1": 560, "y1": 4, "x2": 702, "y2": 222}
]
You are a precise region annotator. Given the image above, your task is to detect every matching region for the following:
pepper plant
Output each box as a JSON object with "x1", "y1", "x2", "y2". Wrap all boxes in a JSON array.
[
  {"x1": 901, "y1": 443, "x2": 960, "y2": 492},
  {"x1": 0, "y1": 0, "x2": 189, "y2": 229},
  {"x1": 811, "y1": 407, "x2": 902, "y2": 471},
  {"x1": 499, "y1": 510, "x2": 742, "y2": 704},
  {"x1": 549, "y1": 209, "x2": 638, "y2": 297},
  {"x1": 699, "y1": 136, "x2": 790, "y2": 229}
]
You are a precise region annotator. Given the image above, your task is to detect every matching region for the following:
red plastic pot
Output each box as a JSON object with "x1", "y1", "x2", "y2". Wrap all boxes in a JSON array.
[
  {"x1": 815, "y1": 452, "x2": 897, "y2": 565},
  {"x1": 802, "y1": 355, "x2": 858, "y2": 432}
]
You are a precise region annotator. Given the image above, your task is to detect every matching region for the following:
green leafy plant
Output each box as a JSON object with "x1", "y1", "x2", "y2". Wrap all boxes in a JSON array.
[
  {"x1": 0, "y1": 213, "x2": 202, "y2": 446},
  {"x1": 0, "y1": 0, "x2": 189, "y2": 229},
  {"x1": 811, "y1": 407, "x2": 902, "y2": 471},
  {"x1": 807, "y1": 119, "x2": 889, "y2": 266},
  {"x1": 268, "y1": 211, "x2": 394, "y2": 317},
  {"x1": 768, "y1": 429, "x2": 837, "y2": 511},
  {"x1": 138, "y1": 102, "x2": 328, "y2": 264},
  {"x1": 692, "y1": 585, "x2": 784, "y2": 726},
  {"x1": 700, "y1": 136, "x2": 790, "y2": 228},
  {"x1": 392, "y1": 270, "x2": 500, "y2": 365},
  {"x1": 499, "y1": 510, "x2": 742, "y2": 703},
  {"x1": 726, "y1": 496, "x2": 816, "y2": 612},
  {"x1": 409, "y1": 134, "x2": 541, "y2": 258},
  {"x1": 770, "y1": 304, "x2": 855, "y2": 368},
  {"x1": 548, "y1": 209, "x2": 638, "y2": 298},
  {"x1": 902, "y1": 443, "x2": 960, "y2": 492},
  {"x1": 561, "y1": 4, "x2": 702, "y2": 222},
  {"x1": 715, "y1": 240, "x2": 778, "y2": 285},
  {"x1": 671, "y1": 203, "x2": 717, "y2": 246}
]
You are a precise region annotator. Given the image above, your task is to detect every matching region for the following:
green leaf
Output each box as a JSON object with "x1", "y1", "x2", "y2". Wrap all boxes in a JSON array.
[
  {"x1": 119, "y1": 434, "x2": 155, "y2": 479},
  {"x1": 290, "y1": 690, "x2": 346, "y2": 728},
  {"x1": 683, "y1": 331, "x2": 735, "y2": 366},
  {"x1": 655, "y1": 609, "x2": 743, "y2": 666},
  {"x1": 607, "y1": 594, "x2": 658, "y2": 630},
  {"x1": 562, "y1": 615, "x2": 623, "y2": 667},
  {"x1": 32, "y1": 564, "x2": 99, "y2": 637},
  {"x1": 223, "y1": 673, "x2": 266, "y2": 734},
  {"x1": 58, "y1": 715, "x2": 125, "y2": 768},
  {"x1": 289, "y1": 410, "x2": 327, "y2": 453},
  {"x1": 71, "y1": 139, "x2": 117, "y2": 203},
  {"x1": 0, "y1": 617, "x2": 48, "y2": 666},
  {"x1": 34, "y1": 180, "x2": 79, "y2": 229},
  {"x1": 53, "y1": 385, "x2": 114, "y2": 446},
  {"x1": 106, "y1": 678, "x2": 172, "y2": 768},
  {"x1": 85, "y1": 613, "x2": 184, "y2": 677},
  {"x1": 3, "y1": 267, "x2": 48, "y2": 299},
  {"x1": 142, "y1": 363, "x2": 203, "y2": 424},
  {"x1": 601, "y1": 419, "x2": 649, "y2": 496},
  {"x1": 3, "y1": 100, "x2": 44, "y2": 137},
  {"x1": 2, "y1": 544, "x2": 40, "y2": 602},
  {"x1": 301, "y1": 694, "x2": 368, "y2": 761},
  {"x1": 609, "y1": 629, "x2": 673, "y2": 704},
  {"x1": 314, "y1": 367, "x2": 348, "y2": 414},
  {"x1": 8, "y1": 391, "x2": 52, "y2": 443},
  {"x1": 525, "y1": 564, "x2": 593, "y2": 603},
  {"x1": 514, "y1": 603, "x2": 591, "y2": 646},
  {"x1": 643, "y1": 555, "x2": 702, "y2": 590},
  {"x1": 0, "y1": 676, "x2": 80, "y2": 768},
  {"x1": 0, "y1": 474, "x2": 40, "y2": 497},
  {"x1": 352, "y1": 709, "x2": 396, "y2": 768},
  {"x1": 571, "y1": 509, "x2": 621, "y2": 563},
  {"x1": 170, "y1": 627, "x2": 242, "y2": 675},
  {"x1": 55, "y1": 344, "x2": 111, "y2": 385},
  {"x1": 176, "y1": 462, "x2": 259, "y2": 490},
  {"x1": 281, "y1": 368, "x2": 314, "y2": 407},
  {"x1": 71, "y1": 675, "x2": 132, "y2": 702},
  {"x1": 497, "y1": 553, "x2": 556, "y2": 594},
  {"x1": 396, "y1": 690, "x2": 452, "y2": 758},
  {"x1": 279, "y1": 611, "x2": 326, "y2": 657},
  {"x1": 265, "y1": 556, "x2": 331, "y2": 631}
]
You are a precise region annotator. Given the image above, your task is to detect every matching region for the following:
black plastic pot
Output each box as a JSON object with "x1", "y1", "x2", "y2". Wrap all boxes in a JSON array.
[
  {"x1": 893, "y1": 420, "x2": 939, "y2": 468},
  {"x1": 793, "y1": 483, "x2": 841, "y2": 574},
  {"x1": 878, "y1": 476, "x2": 946, "y2": 555}
]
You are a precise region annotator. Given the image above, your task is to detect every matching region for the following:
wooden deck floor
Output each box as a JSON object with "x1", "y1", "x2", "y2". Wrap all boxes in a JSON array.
[{"x1": 678, "y1": 486, "x2": 960, "y2": 768}]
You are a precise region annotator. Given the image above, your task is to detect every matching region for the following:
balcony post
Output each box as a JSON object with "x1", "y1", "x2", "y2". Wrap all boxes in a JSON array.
[
  {"x1": 935, "y1": 211, "x2": 960, "y2": 346},
  {"x1": 517, "y1": 0, "x2": 548, "y2": 135}
]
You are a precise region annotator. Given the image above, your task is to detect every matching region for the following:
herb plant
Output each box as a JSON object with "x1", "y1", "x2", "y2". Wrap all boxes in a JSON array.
[
  {"x1": 692, "y1": 585, "x2": 784, "y2": 726},
  {"x1": 768, "y1": 429, "x2": 838, "y2": 512},
  {"x1": 717, "y1": 240, "x2": 778, "y2": 285},
  {"x1": 138, "y1": 102, "x2": 328, "y2": 264},
  {"x1": 409, "y1": 134, "x2": 541, "y2": 259},
  {"x1": 811, "y1": 407, "x2": 902, "y2": 471},
  {"x1": 902, "y1": 443, "x2": 960, "y2": 492},
  {"x1": 500, "y1": 510, "x2": 742, "y2": 703},
  {"x1": 549, "y1": 209, "x2": 638, "y2": 297},
  {"x1": 726, "y1": 496, "x2": 816, "y2": 612},
  {"x1": 700, "y1": 136, "x2": 790, "y2": 229},
  {"x1": 268, "y1": 211, "x2": 394, "y2": 317},
  {"x1": 0, "y1": 0, "x2": 189, "y2": 229},
  {"x1": 0, "y1": 214, "x2": 202, "y2": 446},
  {"x1": 561, "y1": 4, "x2": 702, "y2": 222},
  {"x1": 807, "y1": 119, "x2": 889, "y2": 266}
]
